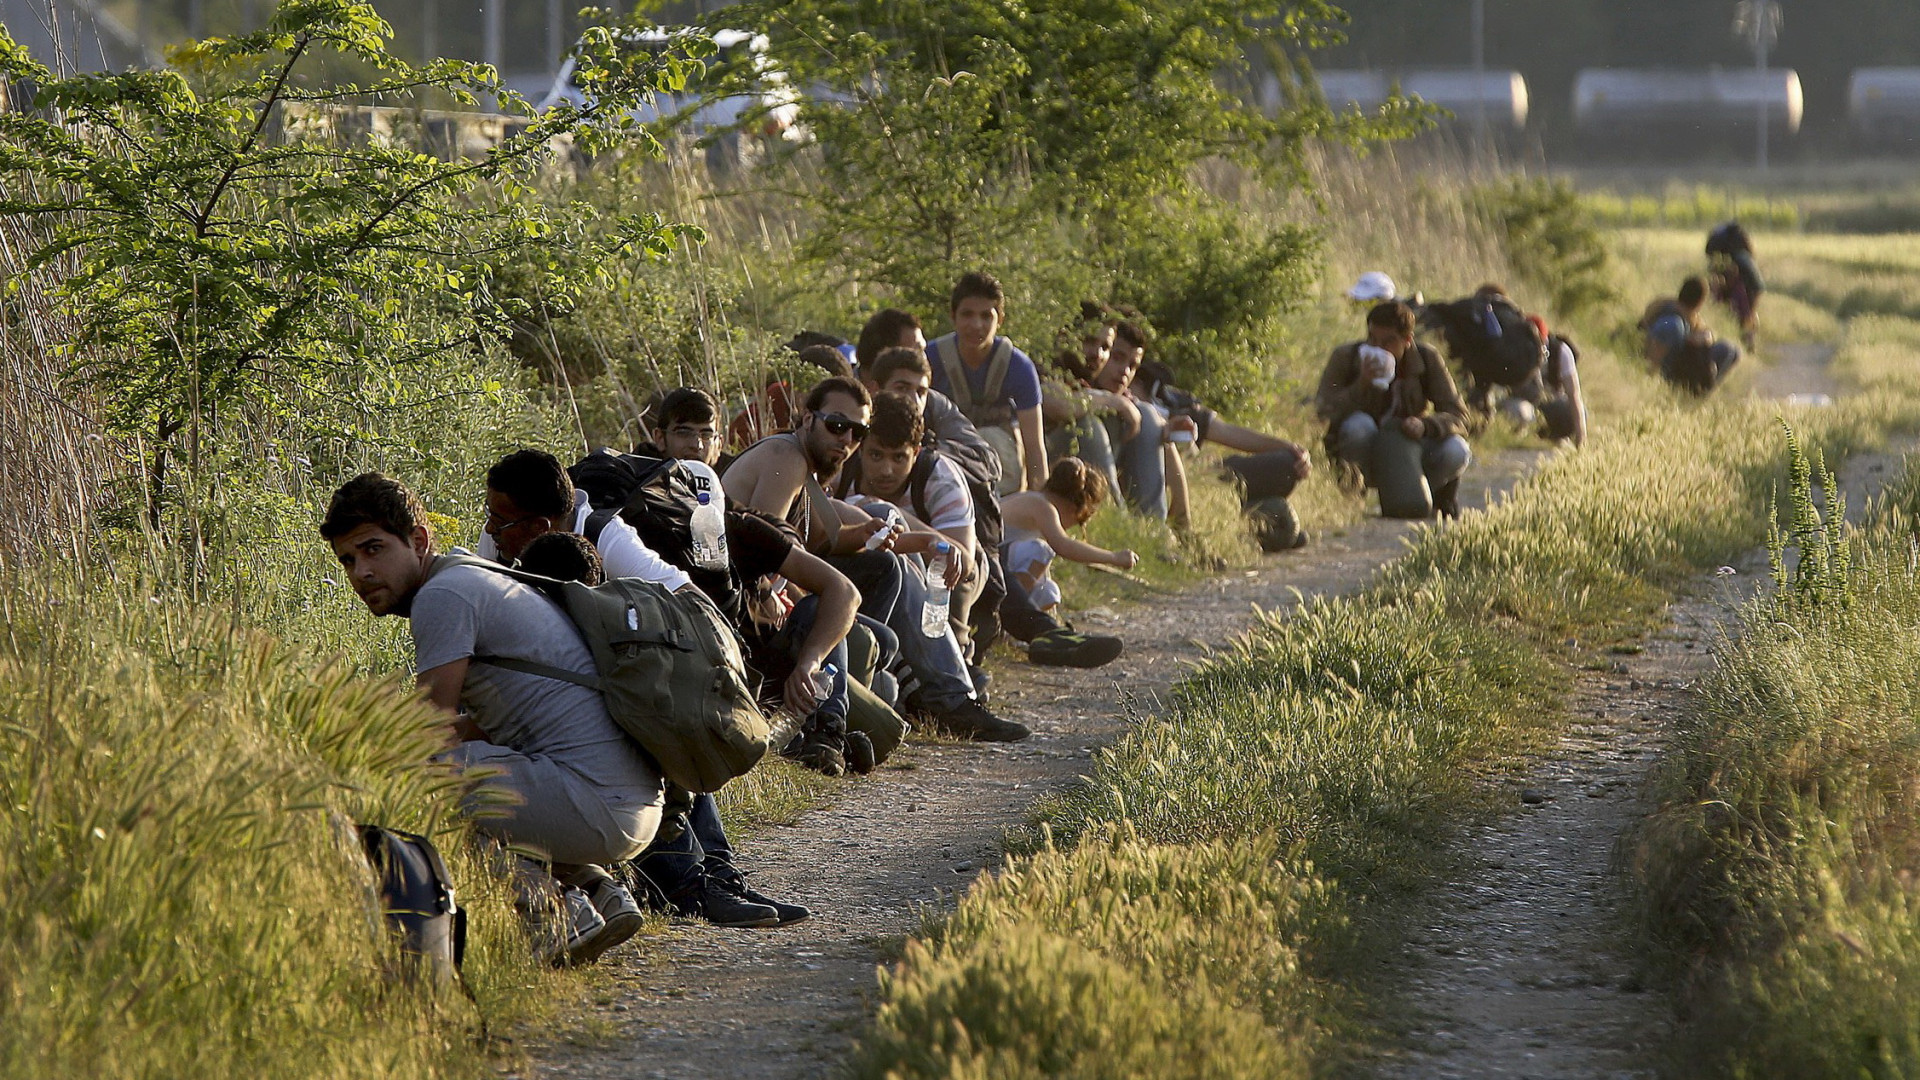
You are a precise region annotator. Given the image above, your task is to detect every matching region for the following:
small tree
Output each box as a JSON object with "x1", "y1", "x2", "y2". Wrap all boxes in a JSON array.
[
  {"x1": 688, "y1": 0, "x2": 1418, "y2": 402},
  {"x1": 0, "y1": 0, "x2": 698, "y2": 527}
]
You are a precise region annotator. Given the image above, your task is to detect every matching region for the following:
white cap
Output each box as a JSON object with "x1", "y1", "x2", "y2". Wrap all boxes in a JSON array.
[{"x1": 1346, "y1": 271, "x2": 1397, "y2": 302}]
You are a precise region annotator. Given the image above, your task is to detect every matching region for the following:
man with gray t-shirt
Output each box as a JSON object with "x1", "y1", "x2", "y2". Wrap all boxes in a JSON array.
[{"x1": 322, "y1": 471, "x2": 661, "y2": 967}]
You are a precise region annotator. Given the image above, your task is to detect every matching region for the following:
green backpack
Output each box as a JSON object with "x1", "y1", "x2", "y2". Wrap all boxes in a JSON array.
[{"x1": 437, "y1": 554, "x2": 772, "y2": 793}]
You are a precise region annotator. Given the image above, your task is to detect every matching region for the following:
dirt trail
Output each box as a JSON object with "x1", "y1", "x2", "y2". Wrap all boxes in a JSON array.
[
  {"x1": 1371, "y1": 343, "x2": 1876, "y2": 1079},
  {"x1": 524, "y1": 452, "x2": 1542, "y2": 1080}
]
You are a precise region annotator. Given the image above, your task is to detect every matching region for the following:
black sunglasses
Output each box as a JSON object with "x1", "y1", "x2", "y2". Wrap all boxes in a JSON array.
[{"x1": 817, "y1": 413, "x2": 870, "y2": 440}]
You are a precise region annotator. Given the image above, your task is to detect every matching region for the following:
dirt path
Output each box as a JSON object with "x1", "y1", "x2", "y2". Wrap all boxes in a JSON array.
[
  {"x1": 523, "y1": 452, "x2": 1542, "y2": 1080},
  {"x1": 1370, "y1": 343, "x2": 1883, "y2": 1079}
]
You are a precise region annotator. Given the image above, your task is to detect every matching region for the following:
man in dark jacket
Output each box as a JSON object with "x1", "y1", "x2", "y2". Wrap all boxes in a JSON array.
[{"x1": 1315, "y1": 300, "x2": 1473, "y2": 518}]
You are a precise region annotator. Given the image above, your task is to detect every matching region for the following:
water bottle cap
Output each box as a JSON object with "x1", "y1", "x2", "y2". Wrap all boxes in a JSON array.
[
  {"x1": 934, "y1": 540, "x2": 951, "y2": 554},
  {"x1": 697, "y1": 492, "x2": 710, "y2": 505}
]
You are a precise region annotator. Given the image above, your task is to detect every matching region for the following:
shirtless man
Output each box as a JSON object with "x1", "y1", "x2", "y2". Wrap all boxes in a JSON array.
[{"x1": 723, "y1": 377, "x2": 1027, "y2": 741}]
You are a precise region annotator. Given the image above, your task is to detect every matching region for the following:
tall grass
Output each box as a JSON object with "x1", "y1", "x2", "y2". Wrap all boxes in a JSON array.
[{"x1": 1627, "y1": 441, "x2": 1920, "y2": 1077}]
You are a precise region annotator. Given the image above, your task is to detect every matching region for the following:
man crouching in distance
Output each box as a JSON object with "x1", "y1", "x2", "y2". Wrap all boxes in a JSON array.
[
  {"x1": 321, "y1": 473, "x2": 659, "y2": 967},
  {"x1": 1314, "y1": 300, "x2": 1472, "y2": 519}
]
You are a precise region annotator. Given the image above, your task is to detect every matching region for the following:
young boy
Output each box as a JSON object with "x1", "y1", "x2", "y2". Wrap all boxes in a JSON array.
[
  {"x1": 834, "y1": 391, "x2": 986, "y2": 655},
  {"x1": 924, "y1": 272, "x2": 1049, "y2": 494}
]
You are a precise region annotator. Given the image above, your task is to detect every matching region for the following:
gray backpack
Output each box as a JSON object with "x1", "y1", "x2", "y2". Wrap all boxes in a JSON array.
[{"x1": 438, "y1": 554, "x2": 771, "y2": 793}]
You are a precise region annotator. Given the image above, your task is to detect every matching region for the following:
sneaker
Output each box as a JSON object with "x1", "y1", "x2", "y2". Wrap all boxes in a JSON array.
[
  {"x1": 1028, "y1": 628, "x2": 1123, "y2": 669},
  {"x1": 582, "y1": 878, "x2": 646, "y2": 958},
  {"x1": 844, "y1": 730, "x2": 877, "y2": 775},
  {"x1": 931, "y1": 699, "x2": 1030, "y2": 742},
  {"x1": 712, "y1": 866, "x2": 812, "y2": 926},
  {"x1": 545, "y1": 885, "x2": 609, "y2": 968},
  {"x1": 673, "y1": 876, "x2": 781, "y2": 929},
  {"x1": 1433, "y1": 478, "x2": 1461, "y2": 520}
]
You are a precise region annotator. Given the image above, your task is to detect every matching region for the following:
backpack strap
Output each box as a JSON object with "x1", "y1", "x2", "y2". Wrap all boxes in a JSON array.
[
  {"x1": 930, "y1": 337, "x2": 976, "y2": 414},
  {"x1": 906, "y1": 452, "x2": 939, "y2": 526},
  {"x1": 980, "y1": 337, "x2": 1012, "y2": 405},
  {"x1": 583, "y1": 508, "x2": 619, "y2": 547}
]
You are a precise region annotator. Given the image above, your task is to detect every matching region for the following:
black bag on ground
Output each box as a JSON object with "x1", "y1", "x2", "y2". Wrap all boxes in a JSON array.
[{"x1": 358, "y1": 824, "x2": 466, "y2": 987}]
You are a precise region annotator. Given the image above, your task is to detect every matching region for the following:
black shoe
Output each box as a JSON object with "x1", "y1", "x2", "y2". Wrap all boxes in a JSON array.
[
  {"x1": 1433, "y1": 478, "x2": 1461, "y2": 520},
  {"x1": 1028, "y1": 627, "x2": 1123, "y2": 668},
  {"x1": 844, "y1": 730, "x2": 876, "y2": 774},
  {"x1": 932, "y1": 700, "x2": 1030, "y2": 742},
  {"x1": 712, "y1": 866, "x2": 811, "y2": 926},
  {"x1": 673, "y1": 876, "x2": 781, "y2": 928}
]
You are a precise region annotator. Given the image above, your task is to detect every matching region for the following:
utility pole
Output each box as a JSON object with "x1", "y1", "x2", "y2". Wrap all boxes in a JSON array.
[
  {"x1": 422, "y1": 0, "x2": 439, "y2": 62},
  {"x1": 1470, "y1": 0, "x2": 1487, "y2": 160},
  {"x1": 548, "y1": 0, "x2": 565, "y2": 83},
  {"x1": 483, "y1": 0, "x2": 505, "y2": 109},
  {"x1": 1736, "y1": 1, "x2": 1781, "y2": 171}
]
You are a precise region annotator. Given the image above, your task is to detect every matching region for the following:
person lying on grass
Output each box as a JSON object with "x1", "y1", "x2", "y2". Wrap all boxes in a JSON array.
[
  {"x1": 998, "y1": 457, "x2": 1136, "y2": 668},
  {"x1": 321, "y1": 472, "x2": 658, "y2": 969}
]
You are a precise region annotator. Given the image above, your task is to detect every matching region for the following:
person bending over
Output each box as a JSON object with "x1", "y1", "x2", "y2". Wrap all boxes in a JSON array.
[
  {"x1": 925, "y1": 272, "x2": 1049, "y2": 494},
  {"x1": 322, "y1": 473, "x2": 661, "y2": 967},
  {"x1": 998, "y1": 459, "x2": 1135, "y2": 668},
  {"x1": 1641, "y1": 276, "x2": 1739, "y2": 396},
  {"x1": 1315, "y1": 300, "x2": 1472, "y2": 519},
  {"x1": 1498, "y1": 315, "x2": 1588, "y2": 447}
]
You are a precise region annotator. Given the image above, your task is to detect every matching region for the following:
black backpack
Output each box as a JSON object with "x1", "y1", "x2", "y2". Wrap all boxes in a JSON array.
[
  {"x1": 1706, "y1": 222, "x2": 1752, "y2": 258},
  {"x1": 571, "y1": 449, "x2": 751, "y2": 623},
  {"x1": 1432, "y1": 294, "x2": 1544, "y2": 390},
  {"x1": 357, "y1": 825, "x2": 475, "y2": 1002}
]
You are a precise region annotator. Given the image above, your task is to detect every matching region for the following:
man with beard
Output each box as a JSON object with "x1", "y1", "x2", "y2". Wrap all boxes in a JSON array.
[{"x1": 723, "y1": 377, "x2": 1027, "y2": 741}]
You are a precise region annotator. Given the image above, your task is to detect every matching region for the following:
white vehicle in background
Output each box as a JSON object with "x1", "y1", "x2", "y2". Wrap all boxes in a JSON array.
[{"x1": 536, "y1": 27, "x2": 802, "y2": 170}]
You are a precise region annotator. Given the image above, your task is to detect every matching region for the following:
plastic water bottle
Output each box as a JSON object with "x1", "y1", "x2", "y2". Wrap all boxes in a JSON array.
[
  {"x1": 863, "y1": 505, "x2": 905, "y2": 551},
  {"x1": 809, "y1": 662, "x2": 838, "y2": 709},
  {"x1": 680, "y1": 460, "x2": 729, "y2": 571},
  {"x1": 920, "y1": 541, "x2": 952, "y2": 638}
]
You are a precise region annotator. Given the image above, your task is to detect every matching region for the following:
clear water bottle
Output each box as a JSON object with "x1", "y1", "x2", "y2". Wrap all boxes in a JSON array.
[
  {"x1": 920, "y1": 541, "x2": 952, "y2": 638},
  {"x1": 809, "y1": 662, "x2": 839, "y2": 709},
  {"x1": 681, "y1": 460, "x2": 729, "y2": 571}
]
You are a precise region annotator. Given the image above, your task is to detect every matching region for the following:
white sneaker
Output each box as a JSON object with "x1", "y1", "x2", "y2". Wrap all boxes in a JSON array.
[
  {"x1": 580, "y1": 878, "x2": 646, "y2": 962},
  {"x1": 545, "y1": 885, "x2": 607, "y2": 968}
]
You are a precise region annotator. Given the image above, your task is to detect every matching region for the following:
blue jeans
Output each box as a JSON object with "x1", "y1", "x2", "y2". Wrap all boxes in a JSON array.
[
  {"x1": 1335, "y1": 412, "x2": 1471, "y2": 488},
  {"x1": 633, "y1": 792, "x2": 733, "y2": 901},
  {"x1": 1107, "y1": 400, "x2": 1171, "y2": 519},
  {"x1": 828, "y1": 550, "x2": 975, "y2": 711}
]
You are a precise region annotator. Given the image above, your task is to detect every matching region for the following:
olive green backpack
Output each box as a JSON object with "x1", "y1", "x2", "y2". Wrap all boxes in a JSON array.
[{"x1": 437, "y1": 554, "x2": 771, "y2": 793}]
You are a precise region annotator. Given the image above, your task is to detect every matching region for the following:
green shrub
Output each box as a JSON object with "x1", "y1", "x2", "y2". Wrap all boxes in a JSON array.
[{"x1": 1477, "y1": 176, "x2": 1618, "y2": 321}]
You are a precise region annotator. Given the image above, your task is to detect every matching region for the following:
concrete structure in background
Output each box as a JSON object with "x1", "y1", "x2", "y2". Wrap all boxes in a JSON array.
[
  {"x1": 1850, "y1": 68, "x2": 1920, "y2": 148},
  {"x1": 1264, "y1": 68, "x2": 1530, "y2": 132},
  {"x1": 1573, "y1": 68, "x2": 1803, "y2": 140},
  {"x1": 1, "y1": 0, "x2": 151, "y2": 75}
]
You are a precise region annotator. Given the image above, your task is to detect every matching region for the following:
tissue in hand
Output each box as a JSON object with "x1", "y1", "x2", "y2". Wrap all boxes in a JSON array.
[{"x1": 1358, "y1": 344, "x2": 1396, "y2": 390}]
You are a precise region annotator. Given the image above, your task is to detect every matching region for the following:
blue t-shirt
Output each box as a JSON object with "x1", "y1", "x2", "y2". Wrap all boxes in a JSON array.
[{"x1": 927, "y1": 333, "x2": 1043, "y2": 416}]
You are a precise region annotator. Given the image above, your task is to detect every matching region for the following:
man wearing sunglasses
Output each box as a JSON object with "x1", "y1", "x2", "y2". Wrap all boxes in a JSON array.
[{"x1": 725, "y1": 377, "x2": 1027, "y2": 742}]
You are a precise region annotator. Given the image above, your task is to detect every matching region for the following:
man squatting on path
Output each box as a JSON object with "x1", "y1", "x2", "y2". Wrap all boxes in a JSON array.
[
  {"x1": 480, "y1": 445, "x2": 827, "y2": 927},
  {"x1": 322, "y1": 473, "x2": 661, "y2": 967},
  {"x1": 1316, "y1": 299, "x2": 1473, "y2": 519}
]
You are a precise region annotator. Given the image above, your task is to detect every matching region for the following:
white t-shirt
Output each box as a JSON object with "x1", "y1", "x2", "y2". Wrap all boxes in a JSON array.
[{"x1": 476, "y1": 489, "x2": 691, "y2": 591}]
